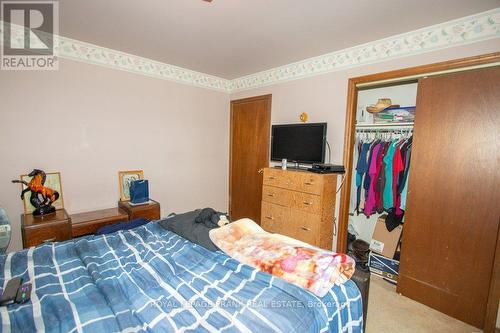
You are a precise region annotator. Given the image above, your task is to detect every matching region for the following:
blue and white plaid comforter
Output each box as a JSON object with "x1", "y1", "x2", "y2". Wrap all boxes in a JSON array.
[{"x1": 0, "y1": 222, "x2": 363, "y2": 332}]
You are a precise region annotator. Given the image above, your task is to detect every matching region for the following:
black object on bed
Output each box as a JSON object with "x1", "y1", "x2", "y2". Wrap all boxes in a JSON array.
[{"x1": 159, "y1": 208, "x2": 227, "y2": 251}]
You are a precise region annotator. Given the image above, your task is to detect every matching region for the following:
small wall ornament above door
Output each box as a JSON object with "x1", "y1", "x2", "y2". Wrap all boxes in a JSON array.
[{"x1": 299, "y1": 112, "x2": 308, "y2": 123}]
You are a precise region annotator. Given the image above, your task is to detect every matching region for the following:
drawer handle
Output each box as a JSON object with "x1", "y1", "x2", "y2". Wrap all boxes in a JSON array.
[
  {"x1": 303, "y1": 201, "x2": 313, "y2": 206},
  {"x1": 304, "y1": 182, "x2": 314, "y2": 185},
  {"x1": 265, "y1": 216, "x2": 274, "y2": 220},
  {"x1": 300, "y1": 226, "x2": 311, "y2": 231},
  {"x1": 267, "y1": 193, "x2": 276, "y2": 197},
  {"x1": 268, "y1": 176, "x2": 276, "y2": 180},
  {"x1": 42, "y1": 238, "x2": 56, "y2": 243}
]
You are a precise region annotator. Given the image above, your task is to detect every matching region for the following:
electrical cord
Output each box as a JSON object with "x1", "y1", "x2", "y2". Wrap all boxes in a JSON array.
[
  {"x1": 336, "y1": 174, "x2": 346, "y2": 194},
  {"x1": 325, "y1": 140, "x2": 332, "y2": 164},
  {"x1": 332, "y1": 217, "x2": 337, "y2": 236},
  {"x1": 331, "y1": 174, "x2": 347, "y2": 237}
]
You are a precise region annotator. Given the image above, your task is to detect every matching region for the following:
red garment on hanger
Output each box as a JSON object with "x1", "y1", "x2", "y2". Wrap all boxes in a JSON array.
[{"x1": 392, "y1": 145, "x2": 404, "y2": 215}]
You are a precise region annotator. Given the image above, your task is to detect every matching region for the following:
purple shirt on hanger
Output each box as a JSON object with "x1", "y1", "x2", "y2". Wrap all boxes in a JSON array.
[{"x1": 364, "y1": 143, "x2": 381, "y2": 216}]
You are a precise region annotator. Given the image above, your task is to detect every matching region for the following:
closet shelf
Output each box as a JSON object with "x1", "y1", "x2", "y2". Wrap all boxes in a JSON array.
[{"x1": 356, "y1": 122, "x2": 414, "y2": 130}]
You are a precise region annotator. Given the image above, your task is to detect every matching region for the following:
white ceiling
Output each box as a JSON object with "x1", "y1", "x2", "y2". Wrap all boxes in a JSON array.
[{"x1": 61, "y1": 0, "x2": 499, "y2": 79}]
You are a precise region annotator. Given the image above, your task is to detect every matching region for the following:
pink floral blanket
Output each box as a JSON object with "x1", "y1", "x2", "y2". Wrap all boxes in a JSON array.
[{"x1": 209, "y1": 219, "x2": 355, "y2": 297}]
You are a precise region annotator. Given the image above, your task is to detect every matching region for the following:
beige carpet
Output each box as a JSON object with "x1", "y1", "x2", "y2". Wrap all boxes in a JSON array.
[{"x1": 366, "y1": 275, "x2": 481, "y2": 333}]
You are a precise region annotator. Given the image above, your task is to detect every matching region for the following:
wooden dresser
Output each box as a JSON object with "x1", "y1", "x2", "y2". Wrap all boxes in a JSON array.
[{"x1": 261, "y1": 167, "x2": 337, "y2": 250}]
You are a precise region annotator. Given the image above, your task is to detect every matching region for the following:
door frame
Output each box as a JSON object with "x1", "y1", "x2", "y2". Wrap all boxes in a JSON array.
[
  {"x1": 229, "y1": 94, "x2": 272, "y2": 219},
  {"x1": 337, "y1": 52, "x2": 500, "y2": 332}
]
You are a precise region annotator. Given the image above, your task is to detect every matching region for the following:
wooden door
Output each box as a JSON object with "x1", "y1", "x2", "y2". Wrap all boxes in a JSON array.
[
  {"x1": 397, "y1": 67, "x2": 500, "y2": 329},
  {"x1": 229, "y1": 95, "x2": 271, "y2": 223}
]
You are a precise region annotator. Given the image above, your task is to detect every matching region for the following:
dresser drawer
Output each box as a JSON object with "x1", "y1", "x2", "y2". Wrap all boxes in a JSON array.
[
  {"x1": 71, "y1": 208, "x2": 129, "y2": 237},
  {"x1": 22, "y1": 210, "x2": 72, "y2": 248},
  {"x1": 263, "y1": 168, "x2": 289, "y2": 188},
  {"x1": 129, "y1": 208, "x2": 160, "y2": 221},
  {"x1": 263, "y1": 168, "x2": 324, "y2": 195},
  {"x1": 261, "y1": 201, "x2": 291, "y2": 235},
  {"x1": 290, "y1": 209, "x2": 320, "y2": 246},
  {"x1": 119, "y1": 200, "x2": 161, "y2": 221},
  {"x1": 23, "y1": 222, "x2": 71, "y2": 248},
  {"x1": 262, "y1": 185, "x2": 292, "y2": 207},
  {"x1": 291, "y1": 191, "x2": 322, "y2": 214},
  {"x1": 289, "y1": 172, "x2": 323, "y2": 195}
]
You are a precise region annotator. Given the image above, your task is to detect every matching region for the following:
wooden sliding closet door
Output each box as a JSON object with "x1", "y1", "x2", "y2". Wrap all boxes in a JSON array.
[{"x1": 397, "y1": 67, "x2": 500, "y2": 328}]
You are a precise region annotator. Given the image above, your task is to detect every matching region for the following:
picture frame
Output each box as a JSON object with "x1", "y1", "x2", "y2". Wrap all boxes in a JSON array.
[
  {"x1": 19, "y1": 172, "x2": 64, "y2": 215},
  {"x1": 118, "y1": 170, "x2": 144, "y2": 201}
]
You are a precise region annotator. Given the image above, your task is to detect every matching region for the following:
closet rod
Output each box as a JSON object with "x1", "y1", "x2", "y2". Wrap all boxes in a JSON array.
[
  {"x1": 355, "y1": 128, "x2": 413, "y2": 132},
  {"x1": 355, "y1": 128, "x2": 413, "y2": 133}
]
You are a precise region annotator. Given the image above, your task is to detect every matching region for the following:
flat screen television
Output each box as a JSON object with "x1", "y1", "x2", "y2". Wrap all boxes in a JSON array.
[{"x1": 271, "y1": 123, "x2": 327, "y2": 164}]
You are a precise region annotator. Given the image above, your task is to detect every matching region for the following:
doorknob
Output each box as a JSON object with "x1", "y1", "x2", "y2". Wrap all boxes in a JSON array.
[{"x1": 258, "y1": 168, "x2": 263, "y2": 174}]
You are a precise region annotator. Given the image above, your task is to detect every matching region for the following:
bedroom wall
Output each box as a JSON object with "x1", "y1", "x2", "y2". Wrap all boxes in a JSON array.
[
  {"x1": 230, "y1": 39, "x2": 500, "y2": 250},
  {"x1": 0, "y1": 59, "x2": 230, "y2": 252},
  {"x1": 1, "y1": 40, "x2": 497, "y2": 254}
]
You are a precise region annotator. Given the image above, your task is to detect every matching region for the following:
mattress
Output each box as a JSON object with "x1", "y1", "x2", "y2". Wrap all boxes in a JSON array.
[{"x1": 0, "y1": 221, "x2": 363, "y2": 332}]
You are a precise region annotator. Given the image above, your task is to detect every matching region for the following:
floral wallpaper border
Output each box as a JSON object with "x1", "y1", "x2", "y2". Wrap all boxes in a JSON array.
[
  {"x1": 1, "y1": 8, "x2": 499, "y2": 93},
  {"x1": 0, "y1": 22, "x2": 231, "y2": 92},
  {"x1": 229, "y1": 8, "x2": 500, "y2": 92},
  {"x1": 58, "y1": 37, "x2": 232, "y2": 92}
]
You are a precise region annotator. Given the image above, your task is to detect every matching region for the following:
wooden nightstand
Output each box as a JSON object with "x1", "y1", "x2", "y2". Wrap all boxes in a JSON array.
[
  {"x1": 71, "y1": 208, "x2": 129, "y2": 237},
  {"x1": 118, "y1": 200, "x2": 161, "y2": 221},
  {"x1": 21, "y1": 209, "x2": 72, "y2": 248}
]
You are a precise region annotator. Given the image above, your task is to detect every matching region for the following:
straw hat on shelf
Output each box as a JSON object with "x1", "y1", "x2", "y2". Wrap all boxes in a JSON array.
[{"x1": 366, "y1": 98, "x2": 399, "y2": 113}]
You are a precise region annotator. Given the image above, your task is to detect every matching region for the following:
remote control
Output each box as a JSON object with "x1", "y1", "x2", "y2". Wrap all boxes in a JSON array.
[
  {"x1": 15, "y1": 283, "x2": 31, "y2": 304},
  {"x1": 0, "y1": 277, "x2": 22, "y2": 306}
]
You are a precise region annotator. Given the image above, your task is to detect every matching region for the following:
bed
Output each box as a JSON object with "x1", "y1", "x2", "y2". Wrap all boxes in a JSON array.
[{"x1": 0, "y1": 221, "x2": 363, "y2": 332}]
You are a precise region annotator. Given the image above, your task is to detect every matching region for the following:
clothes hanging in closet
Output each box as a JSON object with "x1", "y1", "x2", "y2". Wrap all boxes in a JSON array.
[{"x1": 354, "y1": 133, "x2": 412, "y2": 220}]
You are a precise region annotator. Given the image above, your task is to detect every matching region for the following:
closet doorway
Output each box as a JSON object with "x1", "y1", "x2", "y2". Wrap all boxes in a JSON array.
[
  {"x1": 229, "y1": 95, "x2": 272, "y2": 223},
  {"x1": 338, "y1": 53, "x2": 500, "y2": 332}
]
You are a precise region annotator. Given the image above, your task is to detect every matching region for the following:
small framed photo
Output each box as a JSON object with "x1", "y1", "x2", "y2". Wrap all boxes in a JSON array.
[
  {"x1": 20, "y1": 172, "x2": 64, "y2": 214},
  {"x1": 118, "y1": 170, "x2": 144, "y2": 201}
]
